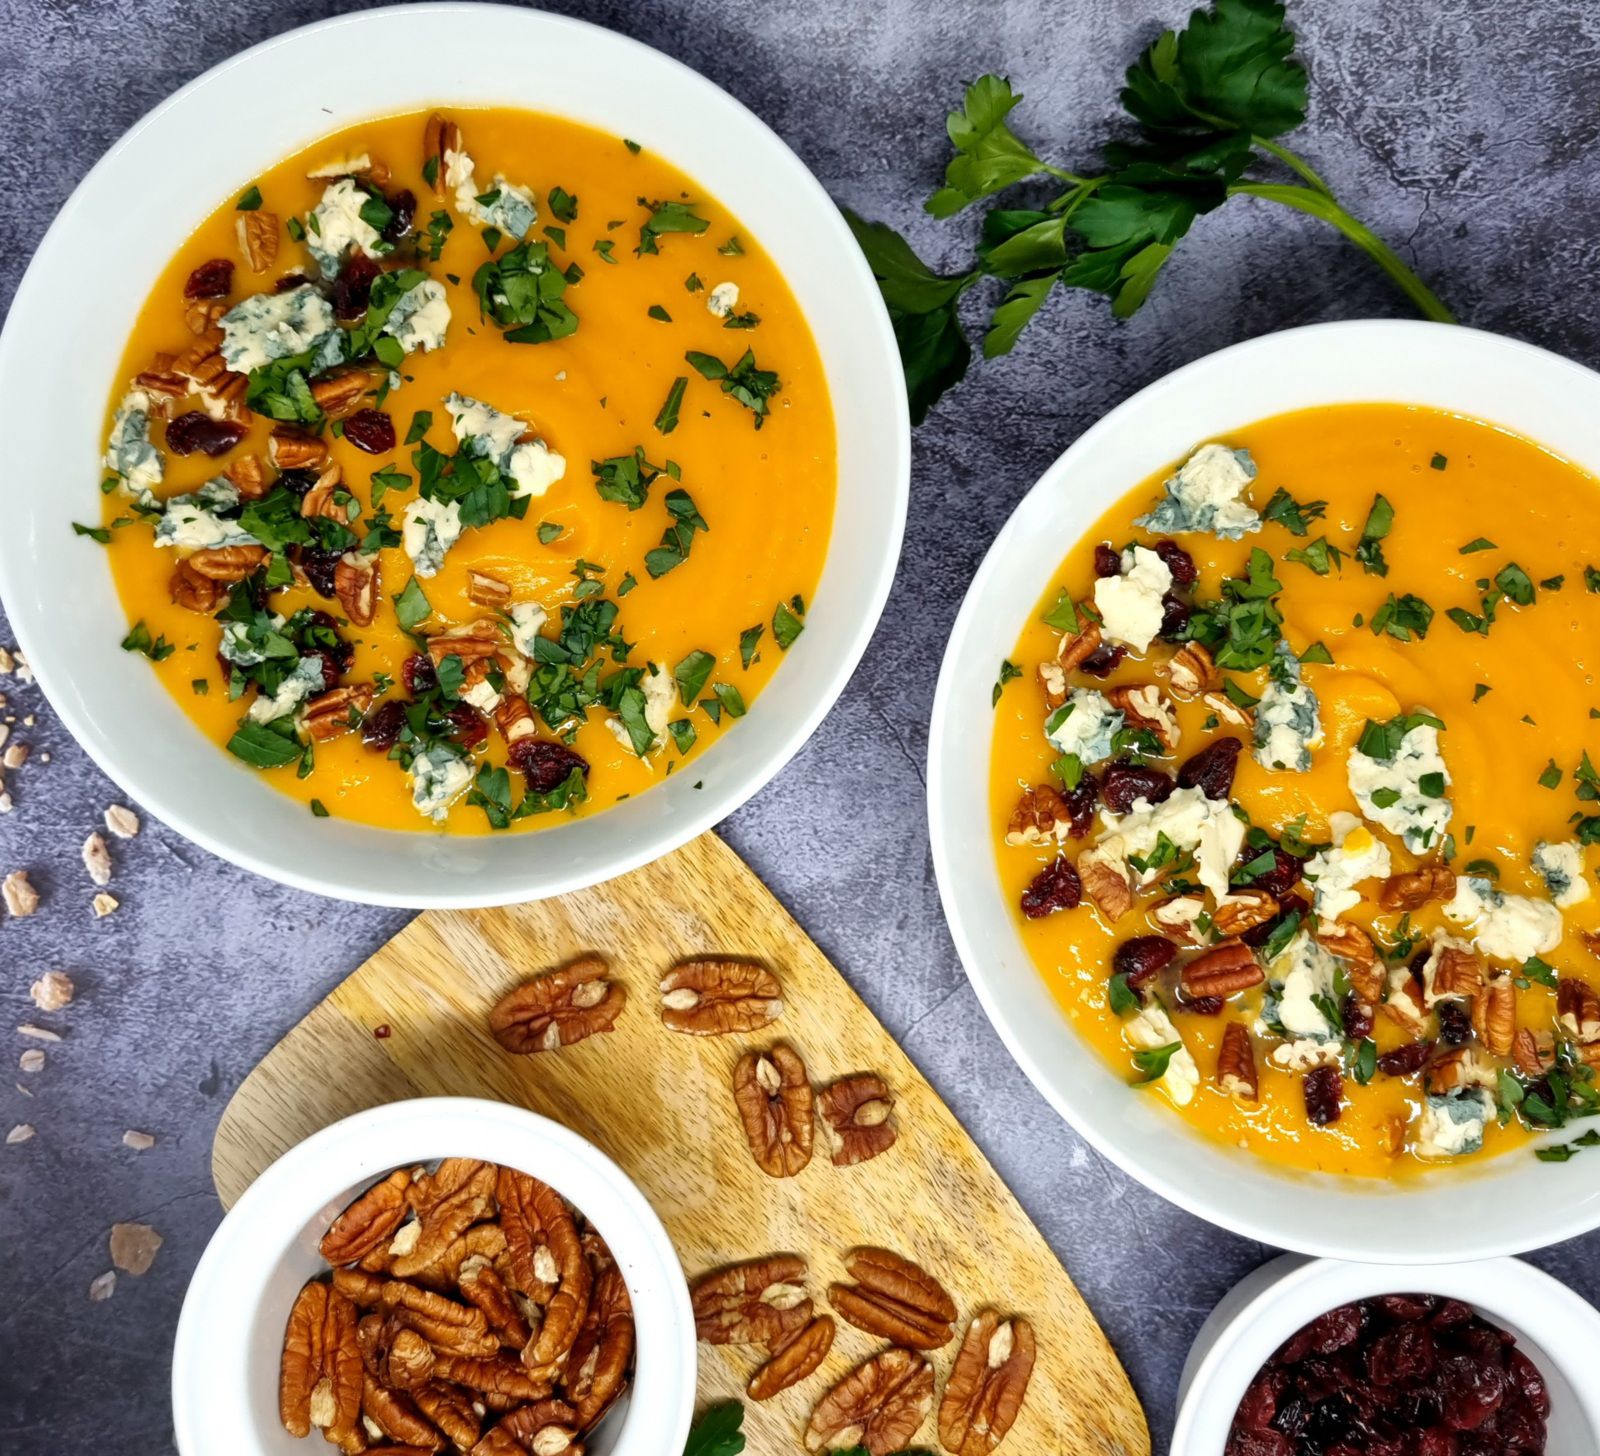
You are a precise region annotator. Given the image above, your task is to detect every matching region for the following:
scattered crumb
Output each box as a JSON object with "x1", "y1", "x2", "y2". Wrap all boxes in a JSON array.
[
  {"x1": 7, "y1": 1124, "x2": 34, "y2": 1145},
  {"x1": 88, "y1": 1271, "x2": 117, "y2": 1302},
  {"x1": 0, "y1": 648, "x2": 12, "y2": 674},
  {"x1": 38, "y1": 752, "x2": 48, "y2": 763},
  {"x1": 122, "y1": 1130, "x2": 155, "y2": 1151},
  {"x1": 18, "y1": 1049, "x2": 43, "y2": 1073},
  {"x1": 2, "y1": 870, "x2": 39, "y2": 917},
  {"x1": 15, "y1": 653, "x2": 31, "y2": 686},
  {"x1": 17, "y1": 1023, "x2": 61, "y2": 1043},
  {"x1": 15, "y1": 1082, "x2": 31, "y2": 1098},
  {"x1": 0, "y1": 724, "x2": 9, "y2": 751},
  {"x1": 91, "y1": 892, "x2": 119, "y2": 918},
  {"x1": 2, "y1": 744, "x2": 26, "y2": 769},
  {"x1": 29, "y1": 970, "x2": 73, "y2": 1011},
  {"x1": 0, "y1": 792, "x2": 12, "y2": 814},
  {"x1": 104, "y1": 805, "x2": 140, "y2": 839},
  {"x1": 110, "y1": 1222, "x2": 163, "y2": 1275},
  {"x1": 82, "y1": 834, "x2": 113, "y2": 887}
]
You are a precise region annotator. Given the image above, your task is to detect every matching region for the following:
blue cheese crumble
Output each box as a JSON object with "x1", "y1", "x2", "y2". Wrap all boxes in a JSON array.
[
  {"x1": 442, "y1": 145, "x2": 538, "y2": 239},
  {"x1": 1044, "y1": 688, "x2": 1123, "y2": 769},
  {"x1": 444, "y1": 392, "x2": 565, "y2": 499},
  {"x1": 401, "y1": 495, "x2": 463, "y2": 577},
  {"x1": 1252, "y1": 643, "x2": 1320, "y2": 772},
  {"x1": 1092, "y1": 545, "x2": 1172, "y2": 653},
  {"x1": 306, "y1": 178, "x2": 386, "y2": 279},
  {"x1": 506, "y1": 602, "x2": 549, "y2": 660},
  {"x1": 606, "y1": 664, "x2": 674, "y2": 755},
  {"x1": 153, "y1": 481, "x2": 259, "y2": 552},
  {"x1": 1417, "y1": 1087, "x2": 1495, "y2": 1160},
  {"x1": 1134, "y1": 443, "x2": 1261, "y2": 540},
  {"x1": 1445, "y1": 875, "x2": 1563, "y2": 963},
  {"x1": 1096, "y1": 784, "x2": 1245, "y2": 904},
  {"x1": 1347, "y1": 717, "x2": 1451, "y2": 852},
  {"x1": 707, "y1": 281, "x2": 740, "y2": 318},
  {"x1": 409, "y1": 745, "x2": 474, "y2": 821},
  {"x1": 1266, "y1": 929, "x2": 1341, "y2": 1041},
  {"x1": 1302, "y1": 811, "x2": 1391, "y2": 921},
  {"x1": 1122, "y1": 1004, "x2": 1199, "y2": 1106},
  {"x1": 246, "y1": 656, "x2": 326, "y2": 725},
  {"x1": 104, "y1": 389, "x2": 164, "y2": 503},
  {"x1": 384, "y1": 279, "x2": 451, "y2": 354},
  {"x1": 220, "y1": 286, "x2": 343, "y2": 375},
  {"x1": 1532, "y1": 840, "x2": 1590, "y2": 909}
]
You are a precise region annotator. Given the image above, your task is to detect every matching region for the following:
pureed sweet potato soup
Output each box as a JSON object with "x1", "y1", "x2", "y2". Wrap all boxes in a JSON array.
[
  {"x1": 991, "y1": 404, "x2": 1600, "y2": 1178},
  {"x1": 95, "y1": 109, "x2": 835, "y2": 832}
]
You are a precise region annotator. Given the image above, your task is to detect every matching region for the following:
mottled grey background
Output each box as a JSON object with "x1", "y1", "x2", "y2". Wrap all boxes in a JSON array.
[{"x1": 4, "y1": 0, "x2": 1600, "y2": 1451}]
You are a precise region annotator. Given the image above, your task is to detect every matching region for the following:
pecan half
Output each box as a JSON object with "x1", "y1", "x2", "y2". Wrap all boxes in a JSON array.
[
  {"x1": 566, "y1": 1264, "x2": 634, "y2": 1430},
  {"x1": 302, "y1": 465, "x2": 354, "y2": 523},
  {"x1": 458, "y1": 1255, "x2": 531, "y2": 1349},
  {"x1": 1472, "y1": 974, "x2": 1516, "y2": 1057},
  {"x1": 468, "y1": 569, "x2": 513, "y2": 609},
  {"x1": 188, "y1": 544, "x2": 268, "y2": 581},
  {"x1": 1425, "y1": 1045, "x2": 1484, "y2": 1095},
  {"x1": 424, "y1": 113, "x2": 463, "y2": 194},
  {"x1": 1054, "y1": 617, "x2": 1103, "y2": 674},
  {"x1": 281, "y1": 1280, "x2": 330, "y2": 1437},
  {"x1": 1166, "y1": 641, "x2": 1220, "y2": 697},
  {"x1": 498, "y1": 1401, "x2": 580, "y2": 1454},
  {"x1": 1180, "y1": 941, "x2": 1262, "y2": 999},
  {"x1": 431, "y1": 1353, "x2": 550, "y2": 1402},
  {"x1": 1107, "y1": 683, "x2": 1180, "y2": 751},
  {"x1": 1003, "y1": 784, "x2": 1073, "y2": 847},
  {"x1": 1314, "y1": 922, "x2": 1383, "y2": 1002},
  {"x1": 1202, "y1": 690, "x2": 1253, "y2": 727},
  {"x1": 1559, "y1": 976, "x2": 1600, "y2": 1042},
  {"x1": 691, "y1": 1256, "x2": 812, "y2": 1346},
  {"x1": 428, "y1": 620, "x2": 506, "y2": 668},
  {"x1": 828, "y1": 1248, "x2": 955, "y2": 1350},
  {"x1": 237, "y1": 210, "x2": 280, "y2": 272},
  {"x1": 225, "y1": 452, "x2": 270, "y2": 499},
  {"x1": 805, "y1": 1347, "x2": 935, "y2": 1455},
  {"x1": 392, "y1": 1162, "x2": 496, "y2": 1280},
  {"x1": 489, "y1": 955, "x2": 627, "y2": 1054},
  {"x1": 817, "y1": 1073, "x2": 899, "y2": 1167},
  {"x1": 335, "y1": 551, "x2": 381, "y2": 627},
  {"x1": 1077, "y1": 846, "x2": 1134, "y2": 923},
  {"x1": 1380, "y1": 864, "x2": 1456, "y2": 911},
  {"x1": 1151, "y1": 893, "x2": 1207, "y2": 945},
  {"x1": 412, "y1": 1382, "x2": 481, "y2": 1451},
  {"x1": 185, "y1": 298, "x2": 229, "y2": 335},
  {"x1": 379, "y1": 1281, "x2": 498, "y2": 1357},
  {"x1": 1216, "y1": 1022, "x2": 1259, "y2": 1102},
  {"x1": 1208, "y1": 891, "x2": 1278, "y2": 939},
  {"x1": 733, "y1": 1043, "x2": 814, "y2": 1178},
  {"x1": 750, "y1": 1315, "x2": 835, "y2": 1401},
  {"x1": 1512, "y1": 1027, "x2": 1555, "y2": 1079},
  {"x1": 169, "y1": 558, "x2": 224, "y2": 613},
  {"x1": 315, "y1": 1287, "x2": 364, "y2": 1446},
  {"x1": 306, "y1": 685, "x2": 375, "y2": 744},
  {"x1": 311, "y1": 369, "x2": 378, "y2": 420},
  {"x1": 939, "y1": 1311, "x2": 1036, "y2": 1456},
  {"x1": 321, "y1": 1168, "x2": 413, "y2": 1265},
  {"x1": 500, "y1": 1173, "x2": 590, "y2": 1379},
  {"x1": 361, "y1": 1373, "x2": 441, "y2": 1448},
  {"x1": 270, "y1": 426, "x2": 330, "y2": 470},
  {"x1": 1431, "y1": 945, "x2": 1484, "y2": 1002},
  {"x1": 385, "y1": 1327, "x2": 437, "y2": 1391},
  {"x1": 659, "y1": 959, "x2": 783, "y2": 1035}
]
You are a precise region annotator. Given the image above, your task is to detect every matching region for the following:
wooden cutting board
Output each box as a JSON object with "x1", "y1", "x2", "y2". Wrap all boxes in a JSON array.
[{"x1": 213, "y1": 831, "x2": 1148, "y2": 1455}]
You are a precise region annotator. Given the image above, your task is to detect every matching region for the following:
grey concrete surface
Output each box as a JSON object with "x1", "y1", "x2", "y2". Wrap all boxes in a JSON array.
[{"x1": 4, "y1": 0, "x2": 1600, "y2": 1451}]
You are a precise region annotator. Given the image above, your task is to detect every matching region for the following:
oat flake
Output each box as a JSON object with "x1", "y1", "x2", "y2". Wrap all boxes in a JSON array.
[
  {"x1": 91, "y1": 892, "x2": 119, "y2": 918},
  {"x1": 122, "y1": 1130, "x2": 155, "y2": 1151},
  {"x1": 82, "y1": 834, "x2": 113, "y2": 887},
  {"x1": 18, "y1": 1049, "x2": 43, "y2": 1073},
  {"x1": 17, "y1": 1023, "x2": 62, "y2": 1043},
  {"x1": 109, "y1": 1222, "x2": 162, "y2": 1275},
  {"x1": 88, "y1": 1271, "x2": 116, "y2": 1302},
  {"x1": 29, "y1": 970, "x2": 73, "y2": 1011},
  {"x1": 6, "y1": 1124, "x2": 34, "y2": 1144},
  {"x1": 104, "y1": 805, "x2": 140, "y2": 839},
  {"x1": 2, "y1": 870, "x2": 39, "y2": 917}
]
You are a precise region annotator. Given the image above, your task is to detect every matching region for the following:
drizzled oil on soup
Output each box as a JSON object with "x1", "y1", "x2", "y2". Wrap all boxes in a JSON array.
[
  {"x1": 991, "y1": 404, "x2": 1600, "y2": 1177},
  {"x1": 97, "y1": 108, "x2": 834, "y2": 832}
]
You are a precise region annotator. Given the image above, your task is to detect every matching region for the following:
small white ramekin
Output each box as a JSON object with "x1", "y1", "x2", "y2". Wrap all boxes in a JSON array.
[
  {"x1": 173, "y1": 1097, "x2": 695, "y2": 1456},
  {"x1": 1172, "y1": 1254, "x2": 1600, "y2": 1456}
]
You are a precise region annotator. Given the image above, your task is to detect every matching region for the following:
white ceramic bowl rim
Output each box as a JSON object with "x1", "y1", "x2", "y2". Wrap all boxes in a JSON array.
[
  {"x1": 1171, "y1": 1254, "x2": 1600, "y2": 1456},
  {"x1": 172, "y1": 1096, "x2": 695, "y2": 1456},
  {"x1": 0, "y1": 2, "x2": 909, "y2": 907},
  {"x1": 928, "y1": 318, "x2": 1600, "y2": 1261}
]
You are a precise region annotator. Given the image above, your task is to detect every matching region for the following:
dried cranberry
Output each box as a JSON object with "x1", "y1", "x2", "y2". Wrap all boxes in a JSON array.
[
  {"x1": 360, "y1": 700, "x2": 407, "y2": 750},
  {"x1": 382, "y1": 188, "x2": 416, "y2": 242},
  {"x1": 184, "y1": 257, "x2": 234, "y2": 300},
  {"x1": 331, "y1": 253, "x2": 381, "y2": 319},
  {"x1": 1112, "y1": 936, "x2": 1175, "y2": 987},
  {"x1": 508, "y1": 738, "x2": 589, "y2": 792},
  {"x1": 1304, "y1": 1065, "x2": 1344, "y2": 1125},
  {"x1": 1432, "y1": 1299, "x2": 1476, "y2": 1330},
  {"x1": 276, "y1": 468, "x2": 319, "y2": 499},
  {"x1": 1158, "y1": 591, "x2": 1192, "y2": 640},
  {"x1": 1062, "y1": 774, "x2": 1099, "y2": 837},
  {"x1": 1020, "y1": 858, "x2": 1081, "y2": 918},
  {"x1": 1436, "y1": 1001, "x2": 1473, "y2": 1046},
  {"x1": 1342, "y1": 993, "x2": 1375, "y2": 1043},
  {"x1": 1273, "y1": 1393, "x2": 1311, "y2": 1435},
  {"x1": 1226, "y1": 1432, "x2": 1292, "y2": 1456},
  {"x1": 1178, "y1": 993, "x2": 1225, "y2": 1015},
  {"x1": 1236, "y1": 1370, "x2": 1286, "y2": 1431},
  {"x1": 274, "y1": 271, "x2": 312, "y2": 292},
  {"x1": 1507, "y1": 1350, "x2": 1550, "y2": 1418},
  {"x1": 446, "y1": 704, "x2": 489, "y2": 749},
  {"x1": 344, "y1": 408, "x2": 396, "y2": 455},
  {"x1": 1178, "y1": 736, "x2": 1242, "y2": 800},
  {"x1": 1093, "y1": 542, "x2": 1121, "y2": 577},
  {"x1": 402, "y1": 653, "x2": 437, "y2": 695},
  {"x1": 306, "y1": 650, "x2": 342, "y2": 692},
  {"x1": 1377, "y1": 1041, "x2": 1432, "y2": 1078},
  {"x1": 1369, "y1": 1323, "x2": 1436, "y2": 1385},
  {"x1": 165, "y1": 412, "x2": 248, "y2": 457},
  {"x1": 1417, "y1": 1430, "x2": 1458, "y2": 1456},
  {"x1": 1375, "y1": 1293, "x2": 1436, "y2": 1321},
  {"x1": 1246, "y1": 845, "x2": 1303, "y2": 898},
  {"x1": 1492, "y1": 1398, "x2": 1547, "y2": 1447},
  {"x1": 1439, "y1": 1354, "x2": 1506, "y2": 1431},
  {"x1": 1100, "y1": 758, "x2": 1174, "y2": 813},
  {"x1": 295, "y1": 547, "x2": 342, "y2": 598},
  {"x1": 1153, "y1": 538, "x2": 1198, "y2": 588},
  {"x1": 1078, "y1": 643, "x2": 1127, "y2": 678},
  {"x1": 1280, "y1": 1304, "x2": 1364, "y2": 1364}
]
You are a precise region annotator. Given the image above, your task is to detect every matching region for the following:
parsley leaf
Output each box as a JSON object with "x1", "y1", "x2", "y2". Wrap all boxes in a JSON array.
[{"x1": 638, "y1": 198, "x2": 710, "y2": 254}]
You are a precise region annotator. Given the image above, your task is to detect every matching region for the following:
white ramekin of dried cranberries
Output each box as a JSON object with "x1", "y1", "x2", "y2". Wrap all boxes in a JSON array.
[
  {"x1": 171, "y1": 1096, "x2": 695, "y2": 1456},
  {"x1": 1171, "y1": 1254, "x2": 1600, "y2": 1456}
]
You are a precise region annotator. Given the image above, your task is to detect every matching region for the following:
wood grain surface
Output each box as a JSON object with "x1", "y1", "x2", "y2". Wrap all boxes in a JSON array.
[{"x1": 212, "y1": 831, "x2": 1148, "y2": 1455}]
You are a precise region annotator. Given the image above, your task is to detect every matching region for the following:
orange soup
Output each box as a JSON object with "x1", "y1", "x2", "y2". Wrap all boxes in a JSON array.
[
  {"x1": 990, "y1": 404, "x2": 1600, "y2": 1177},
  {"x1": 96, "y1": 108, "x2": 834, "y2": 832}
]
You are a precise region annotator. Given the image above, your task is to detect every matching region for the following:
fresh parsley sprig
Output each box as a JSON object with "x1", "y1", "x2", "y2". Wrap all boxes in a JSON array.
[{"x1": 846, "y1": 0, "x2": 1453, "y2": 422}]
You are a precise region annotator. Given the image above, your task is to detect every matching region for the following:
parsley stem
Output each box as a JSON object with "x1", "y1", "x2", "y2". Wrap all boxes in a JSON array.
[
  {"x1": 1252, "y1": 136, "x2": 1336, "y2": 198},
  {"x1": 1042, "y1": 163, "x2": 1096, "y2": 186},
  {"x1": 1228, "y1": 182, "x2": 1455, "y2": 324}
]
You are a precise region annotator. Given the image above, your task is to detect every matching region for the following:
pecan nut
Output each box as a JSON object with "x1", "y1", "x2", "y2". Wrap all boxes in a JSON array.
[
  {"x1": 1314, "y1": 921, "x2": 1383, "y2": 1002},
  {"x1": 237, "y1": 209, "x2": 280, "y2": 272},
  {"x1": 225, "y1": 452, "x2": 270, "y2": 499},
  {"x1": 1431, "y1": 945, "x2": 1484, "y2": 1002},
  {"x1": 1179, "y1": 940, "x2": 1263, "y2": 999},
  {"x1": 1472, "y1": 974, "x2": 1516, "y2": 1057},
  {"x1": 1380, "y1": 864, "x2": 1456, "y2": 911},
  {"x1": 659, "y1": 959, "x2": 783, "y2": 1035},
  {"x1": 1166, "y1": 640, "x2": 1220, "y2": 697},
  {"x1": 412, "y1": 1381, "x2": 481, "y2": 1451},
  {"x1": 1003, "y1": 784, "x2": 1074, "y2": 847},
  {"x1": 424, "y1": 112, "x2": 463, "y2": 193},
  {"x1": 498, "y1": 1400, "x2": 580, "y2": 1453},
  {"x1": 1216, "y1": 1022, "x2": 1259, "y2": 1102},
  {"x1": 280, "y1": 1280, "x2": 330, "y2": 1437},
  {"x1": 311, "y1": 369, "x2": 378, "y2": 420},
  {"x1": 188, "y1": 544, "x2": 268, "y2": 581},
  {"x1": 828, "y1": 1247, "x2": 955, "y2": 1349},
  {"x1": 1151, "y1": 893, "x2": 1207, "y2": 945},
  {"x1": 489, "y1": 955, "x2": 627, "y2": 1054},
  {"x1": 1558, "y1": 977, "x2": 1600, "y2": 1042},
  {"x1": 428, "y1": 620, "x2": 506, "y2": 668},
  {"x1": 732, "y1": 1043, "x2": 814, "y2": 1178},
  {"x1": 379, "y1": 1280, "x2": 498, "y2": 1357},
  {"x1": 385, "y1": 1327, "x2": 437, "y2": 1391},
  {"x1": 169, "y1": 558, "x2": 224, "y2": 613},
  {"x1": 1077, "y1": 846, "x2": 1134, "y2": 923},
  {"x1": 1107, "y1": 683, "x2": 1180, "y2": 751},
  {"x1": 1512, "y1": 1027, "x2": 1555, "y2": 1079},
  {"x1": 938, "y1": 1312, "x2": 1036, "y2": 1456},
  {"x1": 302, "y1": 466, "x2": 355, "y2": 523},
  {"x1": 458, "y1": 1255, "x2": 532, "y2": 1349},
  {"x1": 431, "y1": 1353, "x2": 550, "y2": 1402},
  {"x1": 817, "y1": 1073, "x2": 899, "y2": 1167},
  {"x1": 315, "y1": 1287, "x2": 364, "y2": 1445},
  {"x1": 335, "y1": 551, "x2": 381, "y2": 627},
  {"x1": 750, "y1": 1315, "x2": 835, "y2": 1401},
  {"x1": 305, "y1": 685, "x2": 375, "y2": 744},
  {"x1": 392, "y1": 1162, "x2": 497, "y2": 1280},
  {"x1": 360, "y1": 1373, "x2": 441, "y2": 1448},
  {"x1": 805, "y1": 1347, "x2": 935, "y2": 1455},
  {"x1": 1208, "y1": 891, "x2": 1278, "y2": 939},
  {"x1": 468, "y1": 569, "x2": 513, "y2": 609},
  {"x1": 320, "y1": 1168, "x2": 413, "y2": 1266},
  {"x1": 499, "y1": 1172, "x2": 591, "y2": 1378},
  {"x1": 270, "y1": 426, "x2": 331, "y2": 470},
  {"x1": 565, "y1": 1264, "x2": 634, "y2": 1429},
  {"x1": 691, "y1": 1255, "x2": 812, "y2": 1346}
]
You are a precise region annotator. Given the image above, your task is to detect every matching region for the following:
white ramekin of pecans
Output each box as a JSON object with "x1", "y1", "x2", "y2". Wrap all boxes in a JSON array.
[{"x1": 172, "y1": 1097, "x2": 695, "y2": 1456}]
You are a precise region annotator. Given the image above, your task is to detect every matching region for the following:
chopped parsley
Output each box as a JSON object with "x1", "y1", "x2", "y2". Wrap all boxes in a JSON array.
[
  {"x1": 685, "y1": 348, "x2": 781, "y2": 428},
  {"x1": 1353, "y1": 494, "x2": 1394, "y2": 577},
  {"x1": 637, "y1": 199, "x2": 710, "y2": 254},
  {"x1": 644, "y1": 489, "x2": 709, "y2": 578}
]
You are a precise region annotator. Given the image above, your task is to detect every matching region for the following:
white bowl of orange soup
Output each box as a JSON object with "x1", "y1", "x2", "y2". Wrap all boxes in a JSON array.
[
  {"x1": 0, "y1": 4, "x2": 908, "y2": 905},
  {"x1": 929, "y1": 320, "x2": 1600, "y2": 1260}
]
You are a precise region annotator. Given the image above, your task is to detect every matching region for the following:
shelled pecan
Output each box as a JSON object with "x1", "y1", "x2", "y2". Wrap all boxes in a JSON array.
[
  {"x1": 690, "y1": 1255, "x2": 812, "y2": 1346},
  {"x1": 938, "y1": 1311, "x2": 1036, "y2": 1455},
  {"x1": 1379, "y1": 864, "x2": 1456, "y2": 911},
  {"x1": 805, "y1": 1347, "x2": 934, "y2": 1455},
  {"x1": 488, "y1": 955, "x2": 627, "y2": 1054},
  {"x1": 817, "y1": 1073, "x2": 899, "y2": 1166},
  {"x1": 1216, "y1": 1022, "x2": 1259, "y2": 1103},
  {"x1": 828, "y1": 1247, "x2": 955, "y2": 1349},
  {"x1": 732, "y1": 1043, "x2": 814, "y2": 1177},
  {"x1": 1180, "y1": 941, "x2": 1262, "y2": 1000},
  {"x1": 749, "y1": 1316, "x2": 835, "y2": 1401},
  {"x1": 658, "y1": 958, "x2": 783, "y2": 1034}
]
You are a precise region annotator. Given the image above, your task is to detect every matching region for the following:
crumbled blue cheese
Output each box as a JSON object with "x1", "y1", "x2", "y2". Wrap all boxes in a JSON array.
[
  {"x1": 606, "y1": 664, "x2": 674, "y2": 756},
  {"x1": 1134, "y1": 443, "x2": 1261, "y2": 540},
  {"x1": 219, "y1": 613, "x2": 285, "y2": 668},
  {"x1": 246, "y1": 657, "x2": 326, "y2": 724},
  {"x1": 219, "y1": 286, "x2": 343, "y2": 374},
  {"x1": 1532, "y1": 840, "x2": 1590, "y2": 909},
  {"x1": 707, "y1": 281, "x2": 740, "y2": 318},
  {"x1": 1096, "y1": 784, "x2": 1245, "y2": 903},
  {"x1": 305, "y1": 178, "x2": 386, "y2": 279},
  {"x1": 1416, "y1": 1088, "x2": 1494, "y2": 1160},
  {"x1": 1347, "y1": 718, "x2": 1451, "y2": 853},
  {"x1": 444, "y1": 392, "x2": 566, "y2": 499},
  {"x1": 1044, "y1": 688, "x2": 1123, "y2": 768},
  {"x1": 1302, "y1": 811, "x2": 1391, "y2": 921},
  {"x1": 1122, "y1": 1004, "x2": 1199, "y2": 1106},
  {"x1": 506, "y1": 602, "x2": 549, "y2": 660},
  {"x1": 383, "y1": 279, "x2": 451, "y2": 354},
  {"x1": 153, "y1": 481, "x2": 258, "y2": 551},
  {"x1": 442, "y1": 145, "x2": 538, "y2": 238},
  {"x1": 401, "y1": 496, "x2": 463, "y2": 577},
  {"x1": 1269, "y1": 930, "x2": 1340, "y2": 1040},
  {"x1": 1444, "y1": 876, "x2": 1563, "y2": 963},
  {"x1": 1267, "y1": 1037, "x2": 1341, "y2": 1073},
  {"x1": 104, "y1": 389, "x2": 164, "y2": 503},
  {"x1": 409, "y1": 745, "x2": 474, "y2": 822},
  {"x1": 1252, "y1": 643, "x2": 1320, "y2": 772},
  {"x1": 1092, "y1": 546, "x2": 1173, "y2": 653}
]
